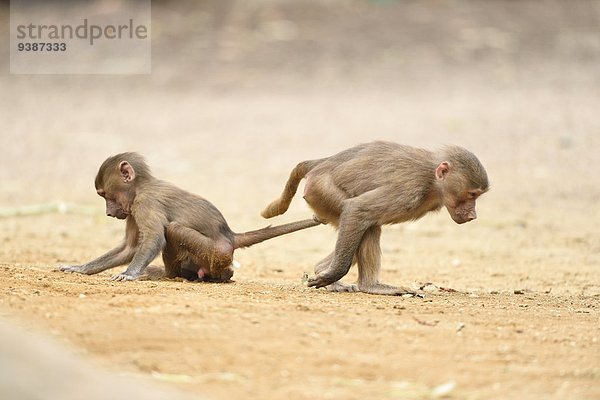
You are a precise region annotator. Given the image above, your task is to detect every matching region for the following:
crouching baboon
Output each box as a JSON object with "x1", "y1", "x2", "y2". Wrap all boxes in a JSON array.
[
  {"x1": 61, "y1": 153, "x2": 322, "y2": 282},
  {"x1": 262, "y1": 141, "x2": 489, "y2": 295}
]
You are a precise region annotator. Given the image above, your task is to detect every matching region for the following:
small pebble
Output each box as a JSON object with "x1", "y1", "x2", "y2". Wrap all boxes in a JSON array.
[{"x1": 301, "y1": 273, "x2": 309, "y2": 284}]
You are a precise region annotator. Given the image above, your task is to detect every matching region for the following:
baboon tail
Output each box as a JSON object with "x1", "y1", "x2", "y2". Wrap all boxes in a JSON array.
[
  {"x1": 261, "y1": 159, "x2": 324, "y2": 219},
  {"x1": 233, "y1": 217, "x2": 322, "y2": 249}
]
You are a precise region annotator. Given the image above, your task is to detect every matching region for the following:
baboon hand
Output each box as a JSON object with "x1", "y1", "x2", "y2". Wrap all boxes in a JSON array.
[
  {"x1": 307, "y1": 271, "x2": 344, "y2": 288},
  {"x1": 59, "y1": 265, "x2": 87, "y2": 274}
]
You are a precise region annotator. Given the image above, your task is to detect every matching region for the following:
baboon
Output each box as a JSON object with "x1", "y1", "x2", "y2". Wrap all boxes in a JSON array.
[
  {"x1": 262, "y1": 141, "x2": 489, "y2": 295},
  {"x1": 60, "y1": 153, "x2": 322, "y2": 282}
]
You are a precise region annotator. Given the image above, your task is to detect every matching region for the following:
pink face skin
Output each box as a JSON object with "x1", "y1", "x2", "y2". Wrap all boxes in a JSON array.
[{"x1": 446, "y1": 189, "x2": 484, "y2": 224}]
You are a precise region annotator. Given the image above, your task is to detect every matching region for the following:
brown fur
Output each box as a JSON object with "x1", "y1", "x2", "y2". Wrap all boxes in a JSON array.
[
  {"x1": 61, "y1": 152, "x2": 322, "y2": 282},
  {"x1": 262, "y1": 141, "x2": 489, "y2": 295}
]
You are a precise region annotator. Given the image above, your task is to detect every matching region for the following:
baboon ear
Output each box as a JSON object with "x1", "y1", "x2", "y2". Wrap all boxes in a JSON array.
[
  {"x1": 435, "y1": 161, "x2": 450, "y2": 180},
  {"x1": 119, "y1": 161, "x2": 136, "y2": 183}
]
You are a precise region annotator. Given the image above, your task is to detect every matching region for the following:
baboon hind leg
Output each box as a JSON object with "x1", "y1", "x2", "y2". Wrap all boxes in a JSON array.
[{"x1": 356, "y1": 226, "x2": 415, "y2": 296}]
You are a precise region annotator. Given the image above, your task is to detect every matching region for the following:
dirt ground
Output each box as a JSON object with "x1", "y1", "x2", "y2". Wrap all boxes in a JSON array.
[{"x1": 1, "y1": 1, "x2": 599, "y2": 399}]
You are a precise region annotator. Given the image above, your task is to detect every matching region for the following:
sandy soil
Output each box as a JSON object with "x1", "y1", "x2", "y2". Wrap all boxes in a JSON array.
[{"x1": 1, "y1": 1, "x2": 599, "y2": 399}]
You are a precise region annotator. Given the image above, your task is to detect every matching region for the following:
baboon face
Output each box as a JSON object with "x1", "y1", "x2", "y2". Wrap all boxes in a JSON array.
[
  {"x1": 444, "y1": 190, "x2": 482, "y2": 224},
  {"x1": 95, "y1": 160, "x2": 138, "y2": 220},
  {"x1": 98, "y1": 190, "x2": 129, "y2": 220},
  {"x1": 435, "y1": 158, "x2": 488, "y2": 225}
]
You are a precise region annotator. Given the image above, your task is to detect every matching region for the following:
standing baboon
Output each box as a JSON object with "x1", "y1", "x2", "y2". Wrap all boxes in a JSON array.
[{"x1": 262, "y1": 141, "x2": 489, "y2": 295}]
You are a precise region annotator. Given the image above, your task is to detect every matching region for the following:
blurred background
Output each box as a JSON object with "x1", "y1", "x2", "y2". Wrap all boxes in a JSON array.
[{"x1": 0, "y1": 0, "x2": 598, "y2": 289}]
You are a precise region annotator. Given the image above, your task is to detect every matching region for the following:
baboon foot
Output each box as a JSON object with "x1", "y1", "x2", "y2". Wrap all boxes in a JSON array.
[
  {"x1": 358, "y1": 283, "x2": 418, "y2": 296},
  {"x1": 327, "y1": 281, "x2": 359, "y2": 293}
]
